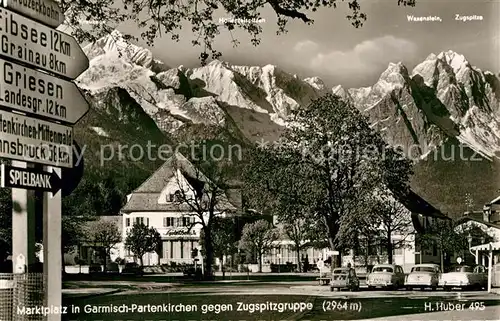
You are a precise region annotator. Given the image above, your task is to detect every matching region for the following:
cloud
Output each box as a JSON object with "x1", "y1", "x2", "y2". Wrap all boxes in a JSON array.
[
  {"x1": 293, "y1": 40, "x2": 319, "y2": 53},
  {"x1": 293, "y1": 36, "x2": 417, "y2": 78}
]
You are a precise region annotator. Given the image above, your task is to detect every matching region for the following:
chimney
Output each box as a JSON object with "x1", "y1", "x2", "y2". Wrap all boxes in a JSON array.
[{"x1": 483, "y1": 205, "x2": 491, "y2": 222}]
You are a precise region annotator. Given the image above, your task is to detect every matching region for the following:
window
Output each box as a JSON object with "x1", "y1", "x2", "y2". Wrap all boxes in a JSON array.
[
  {"x1": 182, "y1": 217, "x2": 193, "y2": 227},
  {"x1": 168, "y1": 190, "x2": 183, "y2": 202},
  {"x1": 164, "y1": 217, "x2": 175, "y2": 227},
  {"x1": 126, "y1": 218, "x2": 130, "y2": 227},
  {"x1": 393, "y1": 247, "x2": 403, "y2": 256}
]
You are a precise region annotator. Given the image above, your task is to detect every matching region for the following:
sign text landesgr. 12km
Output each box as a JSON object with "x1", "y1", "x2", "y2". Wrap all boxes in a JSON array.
[
  {"x1": 1, "y1": 0, "x2": 64, "y2": 28},
  {"x1": 0, "y1": 7, "x2": 89, "y2": 79},
  {"x1": 0, "y1": 57, "x2": 89, "y2": 124},
  {"x1": 0, "y1": 109, "x2": 72, "y2": 167}
]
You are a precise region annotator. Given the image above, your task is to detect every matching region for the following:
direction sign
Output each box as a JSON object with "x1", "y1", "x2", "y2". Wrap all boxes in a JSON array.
[
  {"x1": 0, "y1": 8, "x2": 89, "y2": 80},
  {"x1": 0, "y1": 109, "x2": 72, "y2": 167},
  {"x1": 0, "y1": 59, "x2": 89, "y2": 124},
  {"x1": 1, "y1": 0, "x2": 64, "y2": 28},
  {"x1": 0, "y1": 58, "x2": 89, "y2": 124},
  {"x1": 1, "y1": 163, "x2": 61, "y2": 194}
]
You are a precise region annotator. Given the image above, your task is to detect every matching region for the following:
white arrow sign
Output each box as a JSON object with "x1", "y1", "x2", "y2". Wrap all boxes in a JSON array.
[
  {"x1": 2, "y1": 0, "x2": 64, "y2": 28},
  {"x1": 0, "y1": 8, "x2": 89, "y2": 80},
  {"x1": 0, "y1": 58, "x2": 89, "y2": 124},
  {"x1": 0, "y1": 109, "x2": 73, "y2": 167}
]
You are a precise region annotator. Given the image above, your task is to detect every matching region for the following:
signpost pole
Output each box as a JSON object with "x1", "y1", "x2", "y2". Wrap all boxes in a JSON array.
[
  {"x1": 43, "y1": 166, "x2": 62, "y2": 321},
  {"x1": 11, "y1": 160, "x2": 36, "y2": 272}
]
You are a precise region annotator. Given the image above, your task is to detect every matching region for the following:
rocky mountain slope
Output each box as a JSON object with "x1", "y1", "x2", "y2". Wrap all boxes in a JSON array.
[{"x1": 74, "y1": 30, "x2": 500, "y2": 217}]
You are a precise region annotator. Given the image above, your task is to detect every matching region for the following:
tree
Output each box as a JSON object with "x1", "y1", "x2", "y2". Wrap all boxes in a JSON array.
[
  {"x1": 244, "y1": 146, "x2": 317, "y2": 272},
  {"x1": 125, "y1": 223, "x2": 161, "y2": 267},
  {"x1": 85, "y1": 220, "x2": 122, "y2": 271},
  {"x1": 200, "y1": 217, "x2": 237, "y2": 279},
  {"x1": 280, "y1": 217, "x2": 315, "y2": 272},
  {"x1": 283, "y1": 94, "x2": 408, "y2": 266},
  {"x1": 238, "y1": 219, "x2": 278, "y2": 272},
  {"x1": 171, "y1": 150, "x2": 238, "y2": 280},
  {"x1": 61, "y1": 0, "x2": 416, "y2": 65},
  {"x1": 416, "y1": 219, "x2": 469, "y2": 271},
  {"x1": 373, "y1": 191, "x2": 414, "y2": 264}
]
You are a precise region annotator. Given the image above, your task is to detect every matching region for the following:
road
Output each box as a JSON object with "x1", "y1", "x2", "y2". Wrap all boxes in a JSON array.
[{"x1": 63, "y1": 279, "x2": 500, "y2": 320}]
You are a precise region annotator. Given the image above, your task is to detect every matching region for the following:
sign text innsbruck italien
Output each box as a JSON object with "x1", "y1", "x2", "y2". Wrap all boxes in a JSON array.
[
  {"x1": 0, "y1": 7, "x2": 89, "y2": 79},
  {"x1": 0, "y1": 57, "x2": 89, "y2": 123},
  {"x1": 0, "y1": 109, "x2": 73, "y2": 167},
  {"x1": 1, "y1": 0, "x2": 64, "y2": 28}
]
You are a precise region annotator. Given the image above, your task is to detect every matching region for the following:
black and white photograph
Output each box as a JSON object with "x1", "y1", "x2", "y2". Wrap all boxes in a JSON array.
[{"x1": 0, "y1": 0, "x2": 499, "y2": 320}]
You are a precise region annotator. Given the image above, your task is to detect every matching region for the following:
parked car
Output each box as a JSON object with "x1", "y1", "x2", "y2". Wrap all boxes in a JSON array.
[
  {"x1": 121, "y1": 262, "x2": 143, "y2": 276},
  {"x1": 405, "y1": 263, "x2": 441, "y2": 290},
  {"x1": 105, "y1": 262, "x2": 120, "y2": 274},
  {"x1": 493, "y1": 264, "x2": 500, "y2": 287},
  {"x1": 330, "y1": 267, "x2": 360, "y2": 292},
  {"x1": 366, "y1": 264, "x2": 405, "y2": 290},
  {"x1": 89, "y1": 263, "x2": 102, "y2": 274},
  {"x1": 439, "y1": 265, "x2": 487, "y2": 290}
]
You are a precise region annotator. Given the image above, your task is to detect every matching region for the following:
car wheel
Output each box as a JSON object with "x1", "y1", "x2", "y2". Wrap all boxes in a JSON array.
[
  {"x1": 368, "y1": 286, "x2": 375, "y2": 290},
  {"x1": 406, "y1": 286, "x2": 412, "y2": 291},
  {"x1": 444, "y1": 286, "x2": 451, "y2": 291},
  {"x1": 431, "y1": 285, "x2": 437, "y2": 291}
]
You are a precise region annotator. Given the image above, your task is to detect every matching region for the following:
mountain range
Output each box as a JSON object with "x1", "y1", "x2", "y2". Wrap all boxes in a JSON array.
[{"x1": 72, "y1": 30, "x2": 500, "y2": 218}]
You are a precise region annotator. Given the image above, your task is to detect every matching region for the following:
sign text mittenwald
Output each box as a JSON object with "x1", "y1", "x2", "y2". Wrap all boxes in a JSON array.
[{"x1": 0, "y1": 109, "x2": 72, "y2": 167}]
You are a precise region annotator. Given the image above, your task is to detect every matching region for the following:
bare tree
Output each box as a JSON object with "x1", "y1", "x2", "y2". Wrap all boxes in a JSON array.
[{"x1": 171, "y1": 152, "x2": 236, "y2": 280}]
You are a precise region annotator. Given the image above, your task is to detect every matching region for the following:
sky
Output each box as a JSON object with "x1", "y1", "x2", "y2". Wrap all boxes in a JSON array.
[{"x1": 119, "y1": 0, "x2": 500, "y2": 88}]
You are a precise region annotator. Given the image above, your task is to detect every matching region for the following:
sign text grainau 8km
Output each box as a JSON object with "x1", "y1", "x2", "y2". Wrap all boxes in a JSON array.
[
  {"x1": 1, "y1": 0, "x2": 64, "y2": 28},
  {"x1": 0, "y1": 7, "x2": 89, "y2": 79}
]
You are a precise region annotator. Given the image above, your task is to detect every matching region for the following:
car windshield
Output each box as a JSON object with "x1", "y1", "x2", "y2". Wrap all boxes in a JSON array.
[
  {"x1": 453, "y1": 266, "x2": 473, "y2": 273},
  {"x1": 411, "y1": 266, "x2": 435, "y2": 273},
  {"x1": 333, "y1": 269, "x2": 347, "y2": 274},
  {"x1": 373, "y1": 267, "x2": 393, "y2": 273}
]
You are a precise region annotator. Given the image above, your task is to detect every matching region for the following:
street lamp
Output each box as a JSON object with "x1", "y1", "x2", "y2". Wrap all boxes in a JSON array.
[{"x1": 467, "y1": 233, "x2": 476, "y2": 264}]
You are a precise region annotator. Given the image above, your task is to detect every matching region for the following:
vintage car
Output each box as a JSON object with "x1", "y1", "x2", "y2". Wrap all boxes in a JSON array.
[
  {"x1": 366, "y1": 264, "x2": 405, "y2": 290},
  {"x1": 405, "y1": 264, "x2": 441, "y2": 290},
  {"x1": 330, "y1": 267, "x2": 360, "y2": 292},
  {"x1": 439, "y1": 265, "x2": 487, "y2": 290}
]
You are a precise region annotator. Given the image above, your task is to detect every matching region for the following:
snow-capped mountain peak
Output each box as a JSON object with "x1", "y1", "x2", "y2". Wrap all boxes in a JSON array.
[{"x1": 437, "y1": 50, "x2": 471, "y2": 74}]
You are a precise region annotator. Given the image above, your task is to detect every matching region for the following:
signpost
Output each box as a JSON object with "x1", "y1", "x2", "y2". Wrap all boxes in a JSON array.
[
  {"x1": 0, "y1": 58, "x2": 89, "y2": 123},
  {"x1": 0, "y1": 109, "x2": 73, "y2": 167},
  {"x1": 1, "y1": 163, "x2": 61, "y2": 194},
  {"x1": 1, "y1": 0, "x2": 64, "y2": 27},
  {"x1": 0, "y1": 1, "x2": 90, "y2": 320},
  {"x1": 0, "y1": 8, "x2": 89, "y2": 79}
]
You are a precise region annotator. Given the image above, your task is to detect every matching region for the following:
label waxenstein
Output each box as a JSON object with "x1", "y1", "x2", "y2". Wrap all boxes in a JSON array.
[{"x1": 0, "y1": 109, "x2": 72, "y2": 167}]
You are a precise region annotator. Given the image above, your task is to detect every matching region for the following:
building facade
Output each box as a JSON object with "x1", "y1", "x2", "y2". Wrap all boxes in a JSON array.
[{"x1": 119, "y1": 153, "x2": 240, "y2": 265}]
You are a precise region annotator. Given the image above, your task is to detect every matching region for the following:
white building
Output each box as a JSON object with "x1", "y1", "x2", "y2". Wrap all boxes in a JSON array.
[{"x1": 119, "y1": 152, "x2": 240, "y2": 265}]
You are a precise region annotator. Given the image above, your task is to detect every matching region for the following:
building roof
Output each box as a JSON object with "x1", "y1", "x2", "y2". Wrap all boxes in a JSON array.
[
  {"x1": 471, "y1": 241, "x2": 500, "y2": 251},
  {"x1": 488, "y1": 195, "x2": 500, "y2": 206},
  {"x1": 456, "y1": 216, "x2": 500, "y2": 230},
  {"x1": 122, "y1": 152, "x2": 241, "y2": 213},
  {"x1": 397, "y1": 190, "x2": 449, "y2": 219}
]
